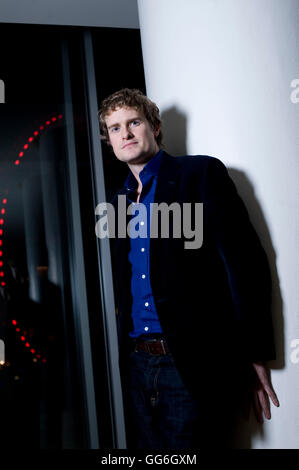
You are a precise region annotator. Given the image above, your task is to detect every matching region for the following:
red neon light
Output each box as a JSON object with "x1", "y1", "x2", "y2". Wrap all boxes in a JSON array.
[
  {"x1": 23, "y1": 144, "x2": 28, "y2": 150},
  {"x1": 46, "y1": 120, "x2": 51, "y2": 125},
  {"x1": 28, "y1": 137, "x2": 34, "y2": 142},
  {"x1": 25, "y1": 342, "x2": 30, "y2": 348},
  {"x1": 1, "y1": 209, "x2": 5, "y2": 214},
  {"x1": 30, "y1": 349, "x2": 36, "y2": 354},
  {"x1": 12, "y1": 320, "x2": 17, "y2": 325},
  {"x1": 20, "y1": 336, "x2": 25, "y2": 341},
  {"x1": 15, "y1": 160, "x2": 20, "y2": 165},
  {"x1": 40, "y1": 125, "x2": 44, "y2": 130},
  {"x1": 0, "y1": 241, "x2": 2, "y2": 246},
  {"x1": 0, "y1": 261, "x2": 3, "y2": 267},
  {"x1": 0, "y1": 272, "x2": 4, "y2": 277},
  {"x1": 16, "y1": 327, "x2": 20, "y2": 332},
  {"x1": 2, "y1": 199, "x2": 7, "y2": 204},
  {"x1": 1, "y1": 282, "x2": 5, "y2": 286},
  {"x1": 51, "y1": 117, "x2": 57, "y2": 122},
  {"x1": 0, "y1": 220, "x2": 4, "y2": 225},
  {"x1": 58, "y1": 114, "x2": 63, "y2": 119},
  {"x1": 0, "y1": 230, "x2": 2, "y2": 236},
  {"x1": 0, "y1": 251, "x2": 2, "y2": 256},
  {"x1": 34, "y1": 131, "x2": 39, "y2": 136},
  {"x1": 19, "y1": 152, "x2": 24, "y2": 157}
]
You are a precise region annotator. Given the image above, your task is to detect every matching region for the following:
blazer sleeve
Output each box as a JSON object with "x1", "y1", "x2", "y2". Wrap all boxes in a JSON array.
[{"x1": 203, "y1": 157, "x2": 276, "y2": 361}]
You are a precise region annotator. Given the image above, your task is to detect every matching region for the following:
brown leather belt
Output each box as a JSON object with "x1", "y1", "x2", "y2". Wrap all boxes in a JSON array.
[{"x1": 135, "y1": 337, "x2": 170, "y2": 356}]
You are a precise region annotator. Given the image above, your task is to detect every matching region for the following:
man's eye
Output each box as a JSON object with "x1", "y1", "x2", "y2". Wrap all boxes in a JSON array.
[
  {"x1": 130, "y1": 120, "x2": 140, "y2": 127},
  {"x1": 111, "y1": 127, "x2": 119, "y2": 133}
]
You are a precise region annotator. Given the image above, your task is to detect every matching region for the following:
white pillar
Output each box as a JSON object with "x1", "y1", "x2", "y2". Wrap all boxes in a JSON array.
[{"x1": 138, "y1": 0, "x2": 299, "y2": 449}]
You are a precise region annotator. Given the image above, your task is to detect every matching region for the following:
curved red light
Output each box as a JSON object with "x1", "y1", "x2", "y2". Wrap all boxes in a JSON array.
[{"x1": 0, "y1": 113, "x2": 63, "y2": 308}]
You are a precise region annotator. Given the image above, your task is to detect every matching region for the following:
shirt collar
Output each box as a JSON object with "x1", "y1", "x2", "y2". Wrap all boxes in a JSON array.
[{"x1": 124, "y1": 149, "x2": 163, "y2": 191}]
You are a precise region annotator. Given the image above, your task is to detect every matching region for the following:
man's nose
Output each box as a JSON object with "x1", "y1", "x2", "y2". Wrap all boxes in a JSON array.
[{"x1": 121, "y1": 126, "x2": 133, "y2": 139}]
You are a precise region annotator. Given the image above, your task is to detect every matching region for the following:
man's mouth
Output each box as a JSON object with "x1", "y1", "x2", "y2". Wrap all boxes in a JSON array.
[{"x1": 122, "y1": 142, "x2": 138, "y2": 149}]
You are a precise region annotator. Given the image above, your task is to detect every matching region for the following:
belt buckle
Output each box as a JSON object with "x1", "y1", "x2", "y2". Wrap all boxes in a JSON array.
[{"x1": 160, "y1": 339, "x2": 166, "y2": 355}]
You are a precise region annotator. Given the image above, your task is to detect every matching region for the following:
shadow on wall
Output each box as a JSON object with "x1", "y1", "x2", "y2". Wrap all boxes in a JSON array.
[
  {"x1": 227, "y1": 168, "x2": 284, "y2": 448},
  {"x1": 161, "y1": 107, "x2": 187, "y2": 156},
  {"x1": 161, "y1": 107, "x2": 284, "y2": 449}
]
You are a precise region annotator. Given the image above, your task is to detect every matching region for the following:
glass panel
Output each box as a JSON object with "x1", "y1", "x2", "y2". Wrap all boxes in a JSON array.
[
  {"x1": 65, "y1": 29, "x2": 114, "y2": 448},
  {"x1": 0, "y1": 24, "x2": 93, "y2": 449}
]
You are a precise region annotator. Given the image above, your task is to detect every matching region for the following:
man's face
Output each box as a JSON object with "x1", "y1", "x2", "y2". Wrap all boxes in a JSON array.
[{"x1": 104, "y1": 106, "x2": 160, "y2": 166}]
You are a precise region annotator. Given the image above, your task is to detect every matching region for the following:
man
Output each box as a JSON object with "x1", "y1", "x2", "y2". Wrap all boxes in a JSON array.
[{"x1": 98, "y1": 88, "x2": 279, "y2": 449}]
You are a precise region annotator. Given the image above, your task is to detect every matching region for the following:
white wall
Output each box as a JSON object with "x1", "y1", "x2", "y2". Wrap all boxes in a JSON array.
[
  {"x1": 138, "y1": 0, "x2": 299, "y2": 449},
  {"x1": 0, "y1": 0, "x2": 139, "y2": 28}
]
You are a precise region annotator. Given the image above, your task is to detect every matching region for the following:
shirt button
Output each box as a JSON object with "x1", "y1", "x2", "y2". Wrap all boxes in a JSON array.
[
  {"x1": 140, "y1": 221, "x2": 145, "y2": 226},
  {"x1": 144, "y1": 326, "x2": 149, "y2": 331},
  {"x1": 142, "y1": 274, "x2": 146, "y2": 279},
  {"x1": 141, "y1": 248, "x2": 145, "y2": 252},
  {"x1": 145, "y1": 302, "x2": 149, "y2": 307}
]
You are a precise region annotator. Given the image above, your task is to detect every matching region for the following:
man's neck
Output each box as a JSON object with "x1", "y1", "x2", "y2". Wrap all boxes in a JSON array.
[
  {"x1": 127, "y1": 148, "x2": 160, "y2": 182},
  {"x1": 127, "y1": 162, "x2": 146, "y2": 185},
  {"x1": 127, "y1": 148, "x2": 161, "y2": 203}
]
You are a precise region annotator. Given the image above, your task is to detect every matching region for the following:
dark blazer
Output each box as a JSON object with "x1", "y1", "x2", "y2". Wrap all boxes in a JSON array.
[{"x1": 110, "y1": 151, "x2": 276, "y2": 400}]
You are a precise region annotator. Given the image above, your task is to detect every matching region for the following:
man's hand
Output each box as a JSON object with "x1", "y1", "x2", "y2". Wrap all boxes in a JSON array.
[{"x1": 252, "y1": 361, "x2": 280, "y2": 423}]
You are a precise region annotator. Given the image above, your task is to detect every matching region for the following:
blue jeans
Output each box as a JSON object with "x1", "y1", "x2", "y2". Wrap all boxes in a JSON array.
[{"x1": 128, "y1": 349, "x2": 200, "y2": 449}]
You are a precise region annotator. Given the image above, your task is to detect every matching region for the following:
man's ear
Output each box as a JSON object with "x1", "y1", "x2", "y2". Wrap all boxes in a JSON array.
[
  {"x1": 100, "y1": 135, "x2": 111, "y2": 146},
  {"x1": 154, "y1": 125, "x2": 161, "y2": 138}
]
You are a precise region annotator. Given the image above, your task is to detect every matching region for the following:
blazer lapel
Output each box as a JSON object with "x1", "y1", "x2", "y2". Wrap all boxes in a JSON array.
[
  {"x1": 150, "y1": 152, "x2": 182, "y2": 284},
  {"x1": 154, "y1": 152, "x2": 181, "y2": 206},
  {"x1": 112, "y1": 187, "x2": 131, "y2": 281}
]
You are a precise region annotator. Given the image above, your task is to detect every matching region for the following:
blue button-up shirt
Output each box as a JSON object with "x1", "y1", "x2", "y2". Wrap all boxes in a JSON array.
[{"x1": 124, "y1": 149, "x2": 164, "y2": 338}]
